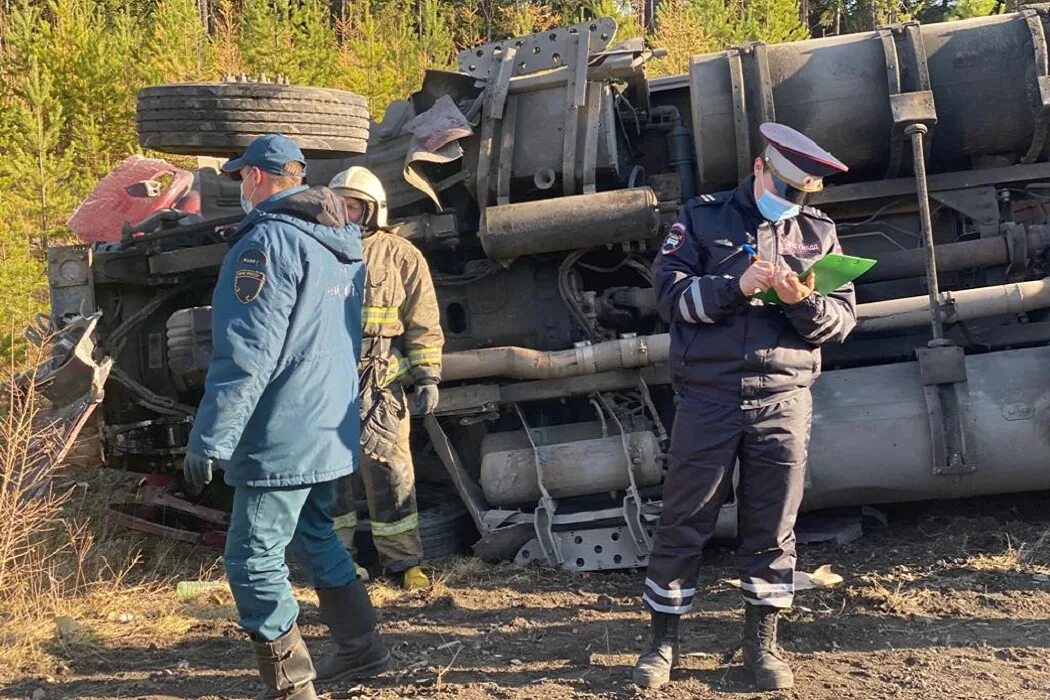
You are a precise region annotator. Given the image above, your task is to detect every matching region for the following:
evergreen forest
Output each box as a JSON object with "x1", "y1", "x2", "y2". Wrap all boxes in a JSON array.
[{"x1": 0, "y1": 0, "x2": 1015, "y2": 350}]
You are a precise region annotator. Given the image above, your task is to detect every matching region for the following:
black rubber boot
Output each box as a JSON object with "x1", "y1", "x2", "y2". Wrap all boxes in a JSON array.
[
  {"x1": 250, "y1": 624, "x2": 319, "y2": 700},
  {"x1": 314, "y1": 578, "x2": 392, "y2": 684},
  {"x1": 742, "y1": 604, "x2": 794, "y2": 691},
  {"x1": 632, "y1": 611, "x2": 681, "y2": 689}
]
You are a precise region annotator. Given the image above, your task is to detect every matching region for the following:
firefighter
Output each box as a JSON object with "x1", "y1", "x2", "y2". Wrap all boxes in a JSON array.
[
  {"x1": 183, "y1": 134, "x2": 390, "y2": 699},
  {"x1": 327, "y1": 166, "x2": 444, "y2": 591},
  {"x1": 633, "y1": 123, "x2": 856, "y2": 691}
]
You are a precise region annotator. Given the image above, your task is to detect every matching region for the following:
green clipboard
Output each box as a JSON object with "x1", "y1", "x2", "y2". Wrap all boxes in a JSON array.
[{"x1": 753, "y1": 253, "x2": 877, "y2": 305}]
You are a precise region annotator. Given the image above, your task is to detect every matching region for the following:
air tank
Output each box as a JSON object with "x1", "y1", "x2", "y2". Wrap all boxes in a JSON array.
[{"x1": 686, "y1": 10, "x2": 1050, "y2": 187}]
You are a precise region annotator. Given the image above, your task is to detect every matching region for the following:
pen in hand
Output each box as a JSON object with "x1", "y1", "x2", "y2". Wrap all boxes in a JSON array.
[{"x1": 741, "y1": 244, "x2": 764, "y2": 296}]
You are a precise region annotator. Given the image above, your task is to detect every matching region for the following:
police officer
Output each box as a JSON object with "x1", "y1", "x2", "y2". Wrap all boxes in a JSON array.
[
  {"x1": 183, "y1": 135, "x2": 390, "y2": 699},
  {"x1": 327, "y1": 166, "x2": 444, "y2": 590},
  {"x1": 633, "y1": 123, "x2": 856, "y2": 692}
]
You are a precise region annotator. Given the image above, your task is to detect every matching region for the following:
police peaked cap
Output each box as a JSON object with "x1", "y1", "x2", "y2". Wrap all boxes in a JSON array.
[{"x1": 759, "y1": 123, "x2": 848, "y2": 181}]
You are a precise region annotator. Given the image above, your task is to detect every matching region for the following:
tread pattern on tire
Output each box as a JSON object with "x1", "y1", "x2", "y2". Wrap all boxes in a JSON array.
[{"x1": 137, "y1": 82, "x2": 371, "y2": 158}]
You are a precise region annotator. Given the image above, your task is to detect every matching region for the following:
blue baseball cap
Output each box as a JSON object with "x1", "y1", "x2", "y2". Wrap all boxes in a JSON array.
[{"x1": 221, "y1": 134, "x2": 307, "y2": 180}]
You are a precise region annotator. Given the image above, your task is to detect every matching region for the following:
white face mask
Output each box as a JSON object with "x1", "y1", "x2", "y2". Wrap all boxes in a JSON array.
[{"x1": 240, "y1": 170, "x2": 256, "y2": 214}]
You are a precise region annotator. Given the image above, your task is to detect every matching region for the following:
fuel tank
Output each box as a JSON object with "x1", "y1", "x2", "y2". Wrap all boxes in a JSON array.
[{"x1": 680, "y1": 11, "x2": 1050, "y2": 187}]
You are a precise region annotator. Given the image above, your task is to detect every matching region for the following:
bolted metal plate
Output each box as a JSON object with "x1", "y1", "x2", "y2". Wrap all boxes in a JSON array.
[
  {"x1": 458, "y1": 18, "x2": 617, "y2": 78},
  {"x1": 916, "y1": 344, "x2": 967, "y2": 386},
  {"x1": 515, "y1": 524, "x2": 653, "y2": 572}
]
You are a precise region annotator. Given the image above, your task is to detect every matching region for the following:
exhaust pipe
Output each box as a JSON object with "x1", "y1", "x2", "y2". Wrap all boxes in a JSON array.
[
  {"x1": 441, "y1": 334, "x2": 669, "y2": 381},
  {"x1": 441, "y1": 279, "x2": 1050, "y2": 381},
  {"x1": 857, "y1": 277, "x2": 1050, "y2": 333}
]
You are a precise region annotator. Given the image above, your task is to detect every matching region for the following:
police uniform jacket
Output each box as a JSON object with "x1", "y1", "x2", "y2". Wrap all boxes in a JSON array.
[
  {"x1": 653, "y1": 177, "x2": 857, "y2": 407},
  {"x1": 189, "y1": 185, "x2": 366, "y2": 487}
]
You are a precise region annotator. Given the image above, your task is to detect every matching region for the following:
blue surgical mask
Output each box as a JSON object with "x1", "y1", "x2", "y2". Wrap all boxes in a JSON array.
[
  {"x1": 240, "y1": 175, "x2": 255, "y2": 214},
  {"x1": 756, "y1": 189, "x2": 801, "y2": 222}
]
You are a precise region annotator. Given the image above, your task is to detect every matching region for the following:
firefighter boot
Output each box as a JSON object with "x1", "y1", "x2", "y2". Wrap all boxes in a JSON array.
[
  {"x1": 402, "y1": 565, "x2": 430, "y2": 590},
  {"x1": 314, "y1": 579, "x2": 392, "y2": 684},
  {"x1": 632, "y1": 611, "x2": 680, "y2": 688},
  {"x1": 742, "y1": 604, "x2": 794, "y2": 690},
  {"x1": 250, "y1": 624, "x2": 319, "y2": 700}
]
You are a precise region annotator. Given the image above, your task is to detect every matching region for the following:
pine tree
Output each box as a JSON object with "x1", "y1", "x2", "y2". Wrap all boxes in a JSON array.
[
  {"x1": 290, "y1": 0, "x2": 340, "y2": 85},
  {"x1": 647, "y1": 0, "x2": 718, "y2": 76},
  {"x1": 239, "y1": 0, "x2": 297, "y2": 79},
  {"x1": 418, "y1": 0, "x2": 456, "y2": 70},
  {"x1": 210, "y1": 0, "x2": 245, "y2": 76},
  {"x1": 144, "y1": 0, "x2": 211, "y2": 83}
]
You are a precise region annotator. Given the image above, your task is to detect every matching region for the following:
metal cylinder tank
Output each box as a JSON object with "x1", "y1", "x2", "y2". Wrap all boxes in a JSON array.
[
  {"x1": 479, "y1": 420, "x2": 662, "y2": 506},
  {"x1": 804, "y1": 345, "x2": 1050, "y2": 510},
  {"x1": 688, "y1": 11, "x2": 1050, "y2": 187},
  {"x1": 480, "y1": 187, "x2": 660, "y2": 259}
]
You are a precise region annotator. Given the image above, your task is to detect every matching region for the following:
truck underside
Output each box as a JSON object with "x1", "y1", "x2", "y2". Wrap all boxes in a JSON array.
[{"x1": 45, "y1": 6, "x2": 1050, "y2": 571}]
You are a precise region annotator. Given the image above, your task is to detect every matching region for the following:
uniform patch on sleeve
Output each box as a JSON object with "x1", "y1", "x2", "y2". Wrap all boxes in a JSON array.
[
  {"x1": 661, "y1": 223, "x2": 687, "y2": 255},
  {"x1": 234, "y1": 269, "x2": 266, "y2": 303},
  {"x1": 239, "y1": 248, "x2": 267, "y2": 268}
]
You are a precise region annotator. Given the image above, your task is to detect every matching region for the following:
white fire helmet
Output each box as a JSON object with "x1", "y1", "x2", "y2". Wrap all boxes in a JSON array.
[{"x1": 328, "y1": 166, "x2": 388, "y2": 229}]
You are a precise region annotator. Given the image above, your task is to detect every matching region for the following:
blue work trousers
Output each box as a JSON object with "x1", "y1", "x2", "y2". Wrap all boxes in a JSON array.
[{"x1": 225, "y1": 479, "x2": 357, "y2": 641}]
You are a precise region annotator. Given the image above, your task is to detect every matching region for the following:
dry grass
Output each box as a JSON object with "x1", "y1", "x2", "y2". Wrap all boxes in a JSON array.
[
  {"x1": 964, "y1": 531, "x2": 1050, "y2": 576},
  {"x1": 0, "y1": 334, "x2": 227, "y2": 681}
]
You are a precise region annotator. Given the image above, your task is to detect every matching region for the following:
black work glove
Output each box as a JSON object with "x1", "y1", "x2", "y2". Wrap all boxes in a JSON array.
[
  {"x1": 183, "y1": 449, "x2": 215, "y2": 494},
  {"x1": 414, "y1": 383, "x2": 440, "y2": 414}
]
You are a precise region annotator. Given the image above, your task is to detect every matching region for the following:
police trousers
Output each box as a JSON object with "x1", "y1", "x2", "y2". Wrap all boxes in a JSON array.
[
  {"x1": 225, "y1": 480, "x2": 357, "y2": 641},
  {"x1": 642, "y1": 390, "x2": 812, "y2": 614},
  {"x1": 332, "y1": 405, "x2": 422, "y2": 574}
]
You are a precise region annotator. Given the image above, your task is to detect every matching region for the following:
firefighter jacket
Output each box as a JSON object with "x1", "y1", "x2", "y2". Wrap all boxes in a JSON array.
[
  {"x1": 653, "y1": 177, "x2": 857, "y2": 407},
  {"x1": 189, "y1": 185, "x2": 365, "y2": 487},
  {"x1": 360, "y1": 230, "x2": 444, "y2": 386}
]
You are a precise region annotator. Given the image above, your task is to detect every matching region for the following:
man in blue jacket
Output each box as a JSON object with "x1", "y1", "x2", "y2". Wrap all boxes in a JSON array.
[{"x1": 183, "y1": 134, "x2": 390, "y2": 699}]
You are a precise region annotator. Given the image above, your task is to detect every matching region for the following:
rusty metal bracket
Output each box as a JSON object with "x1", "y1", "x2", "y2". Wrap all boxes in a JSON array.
[
  {"x1": 512, "y1": 403, "x2": 564, "y2": 565},
  {"x1": 929, "y1": 186, "x2": 999, "y2": 227},
  {"x1": 725, "y1": 47, "x2": 751, "y2": 181},
  {"x1": 1022, "y1": 7, "x2": 1050, "y2": 163},
  {"x1": 879, "y1": 22, "x2": 936, "y2": 178},
  {"x1": 496, "y1": 95, "x2": 519, "y2": 205},
  {"x1": 475, "y1": 47, "x2": 517, "y2": 210},
  {"x1": 582, "y1": 82, "x2": 603, "y2": 195},
  {"x1": 457, "y1": 18, "x2": 616, "y2": 78},
  {"x1": 915, "y1": 342, "x2": 977, "y2": 475},
  {"x1": 561, "y1": 29, "x2": 591, "y2": 196},
  {"x1": 1004, "y1": 222, "x2": 1030, "y2": 280}
]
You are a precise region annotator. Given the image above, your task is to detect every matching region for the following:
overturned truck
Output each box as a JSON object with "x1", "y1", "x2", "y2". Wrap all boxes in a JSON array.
[{"x1": 45, "y1": 6, "x2": 1050, "y2": 570}]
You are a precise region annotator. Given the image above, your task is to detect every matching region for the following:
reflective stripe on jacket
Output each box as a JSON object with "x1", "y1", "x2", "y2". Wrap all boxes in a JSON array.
[
  {"x1": 652, "y1": 177, "x2": 857, "y2": 407},
  {"x1": 361, "y1": 231, "x2": 444, "y2": 385}
]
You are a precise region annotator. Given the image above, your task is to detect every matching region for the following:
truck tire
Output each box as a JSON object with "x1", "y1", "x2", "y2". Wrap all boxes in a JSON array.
[
  {"x1": 137, "y1": 83, "x2": 370, "y2": 158},
  {"x1": 353, "y1": 491, "x2": 478, "y2": 568}
]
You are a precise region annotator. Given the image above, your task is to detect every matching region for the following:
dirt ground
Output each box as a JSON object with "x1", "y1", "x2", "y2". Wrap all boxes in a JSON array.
[{"x1": 6, "y1": 481, "x2": 1050, "y2": 700}]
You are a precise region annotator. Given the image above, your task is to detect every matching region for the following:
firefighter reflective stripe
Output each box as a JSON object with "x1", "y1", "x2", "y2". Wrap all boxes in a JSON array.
[
  {"x1": 363, "y1": 305, "x2": 400, "y2": 324},
  {"x1": 333, "y1": 511, "x2": 358, "y2": 530},
  {"x1": 381, "y1": 356, "x2": 412, "y2": 386},
  {"x1": 408, "y1": 347, "x2": 442, "y2": 366},
  {"x1": 370, "y1": 512, "x2": 419, "y2": 537}
]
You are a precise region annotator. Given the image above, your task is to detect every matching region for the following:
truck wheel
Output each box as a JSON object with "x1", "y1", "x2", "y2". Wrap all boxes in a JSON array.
[
  {"x1": 137, "y1": 82, "x2": 370, "y2": 158},
  {"x1": 352, "y1": 491, "x2": 479, "y2": 567}
]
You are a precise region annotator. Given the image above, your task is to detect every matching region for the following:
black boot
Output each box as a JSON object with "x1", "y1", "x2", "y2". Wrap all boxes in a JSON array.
[
  {"x1": 632, "y1": 611, "x2": 681, "y2": 688},
  {"x1": 742, "y1": 604, "x2": 794, "y2": 690},
  {"x1": 250, "y1": 624, "x2": 318, "y2": 700},
  {"x1": 314, "y1": 578, "x2": 392, "y2": 683}
]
